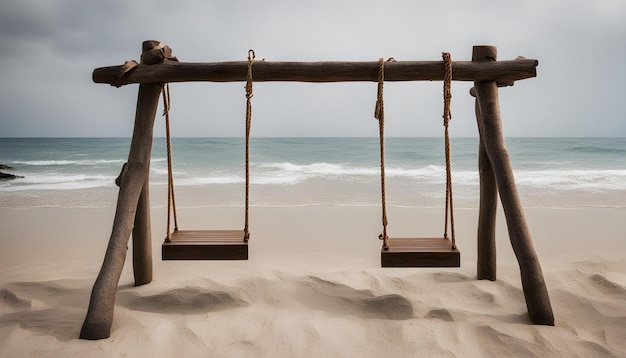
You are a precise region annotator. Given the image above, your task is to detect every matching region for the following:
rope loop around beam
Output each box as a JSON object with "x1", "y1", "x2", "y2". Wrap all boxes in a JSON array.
[
  {"x1": 246, "y1": 50, "x2": 255, "y2": 99},
  {"x1": 442, "y1": 52, "x2": 453, "y2": 126}
]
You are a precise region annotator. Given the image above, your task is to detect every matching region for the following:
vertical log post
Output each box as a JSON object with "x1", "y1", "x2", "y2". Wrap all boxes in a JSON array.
[
  {"x1": 472, "y1": 46, "x2": 554, "y2": 325},
  {"x1": 133, "y1": 180, "x2": 152, "y2": 286},
  {"x1": 80, "y1": 42, "x2": 162, "y2": 340},
  {"x1": 113, "y1": 164, "x2": 153, "y2": 286},
  {"x1": 474, "y1": 99, "x2": 498, "y2": 281}
]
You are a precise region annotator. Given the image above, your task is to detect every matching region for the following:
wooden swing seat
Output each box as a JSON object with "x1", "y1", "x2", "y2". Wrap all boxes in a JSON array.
[
  {"x1": 162, "y1": 230, "x2": 248, "y2": 260},
  {"x1": 381, "y1": 237, "x2": 460, "y2": 267}
]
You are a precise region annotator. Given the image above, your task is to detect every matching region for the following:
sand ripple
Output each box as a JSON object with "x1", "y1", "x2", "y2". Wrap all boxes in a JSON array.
[
  {"x1": 118, "y1": 287, "x2": 248, "y2": 315},
  {"x1": 1, "y1": 259, "x2": 626, "y2": 357},
  {"x1": 0, "y1": 288, "x2": 31, "y2": 311}
]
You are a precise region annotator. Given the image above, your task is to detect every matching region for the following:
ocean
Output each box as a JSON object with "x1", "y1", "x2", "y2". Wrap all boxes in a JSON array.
[{"x1": 1, "y1": 137, "x2": 625, "y2": 209}]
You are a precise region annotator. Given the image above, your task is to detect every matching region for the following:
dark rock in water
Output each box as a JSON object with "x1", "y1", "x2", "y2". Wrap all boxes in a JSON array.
[
  {"x1": 0, "y1": 164, "x2": 23, "y2": 180},
  {"x1": 0, "y1": 171, "x2": 23, "y2": 180}
]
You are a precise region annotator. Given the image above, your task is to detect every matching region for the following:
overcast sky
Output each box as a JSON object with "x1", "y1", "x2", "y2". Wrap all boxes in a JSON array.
[{"x1": 1, "y1": 0, "x2": 624, "y2": 137}]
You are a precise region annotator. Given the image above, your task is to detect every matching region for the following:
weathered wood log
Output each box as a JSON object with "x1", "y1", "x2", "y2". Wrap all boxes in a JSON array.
[
  {"x1": 80, "y1": 81, "x2": 161, "y2": 340},
  {"x1": 133, "y1": 179, "x2": 152, "y2": 286},
  {"x1": 80, "y1": 83, "x2": 160, "y2": 339},
  {"x1": 93, "y1": 58, "x2": 538, "y2": 86},
  {"x1": 475, "y1": 99, "x2": 498, "y2": 281},
  {"x1": 473, "y1": 46, "x2": 554, "y2": 325},
  {"x1": 113, "y1": 162, "x2": 152, "y2": 285}
]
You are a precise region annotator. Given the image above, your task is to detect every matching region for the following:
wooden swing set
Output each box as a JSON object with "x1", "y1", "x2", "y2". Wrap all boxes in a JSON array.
[{"x1": 80, "y1": 41, "x2": 554, "y2": 340}]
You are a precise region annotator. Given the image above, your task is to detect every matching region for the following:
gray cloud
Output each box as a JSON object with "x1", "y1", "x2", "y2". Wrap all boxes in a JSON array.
[{"x1": 0, "y1": 0, "x2": 625, "y2": 137}]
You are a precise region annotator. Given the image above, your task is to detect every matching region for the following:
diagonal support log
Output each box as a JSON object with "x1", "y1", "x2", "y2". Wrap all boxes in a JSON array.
[
  {"x1": 80, "y1": 40, "x2": 170, "y2": 339},
  {"x1": 79, "y1": 81, "x2": 161, "y2": 340},
  {"x1": 80, "y1": 40, "x2": 172, "y2": 340},
  {"x1": 473, "y1": 46, "x2": 554, "y2": 325}
]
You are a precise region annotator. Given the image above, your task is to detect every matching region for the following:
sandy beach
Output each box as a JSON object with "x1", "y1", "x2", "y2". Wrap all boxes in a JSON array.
[
  {"x1": 1, "y1": 0, "x2": 625, "y2": 355},
  {"x1": 1, "y1": 205, "x2": 625, "y2": 357}
]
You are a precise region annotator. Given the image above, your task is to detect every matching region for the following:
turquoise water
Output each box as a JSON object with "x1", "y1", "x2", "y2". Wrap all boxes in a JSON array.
[{"x1": 1, "y1": 137, "x2": 625, "y2": 208}]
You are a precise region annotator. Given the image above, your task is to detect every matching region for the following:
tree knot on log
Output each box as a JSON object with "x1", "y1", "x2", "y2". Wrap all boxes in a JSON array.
[{"x1": 115, "y1": 162, "x2": 128, "y2": 187}]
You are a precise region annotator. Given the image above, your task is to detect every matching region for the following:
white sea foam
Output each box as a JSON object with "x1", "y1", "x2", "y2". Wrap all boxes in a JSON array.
[
  {"x1": 150, "y1": 167, "x2": 170, "y2": 176},
  {"x1": 11, "y1": 159, "x2": 125, "y2": 166},
  {"x1": 0, "y1": 174, "x2": 116, "y2": 191},
  {"x1": 4, "y1": 162, "x2": 623, "y2": 195},
  {"x1": 516, "y1": 169, "x2": 626, "y2": 190},
  {"x1": 2, "y1": 138, "x2": 624, "y2": 209},
  {"x1": 259, "y1": 162, "x2": 455, "y2": 180},
  {"x1": 147, "y1": 162, "x2": 626, "y2": 191},
  {"x1": 261, "y1": 162, "x2": 375, "y2": 176},
  {"x1": 177, "y1": 176, "x2": 245, "y2": 185}
]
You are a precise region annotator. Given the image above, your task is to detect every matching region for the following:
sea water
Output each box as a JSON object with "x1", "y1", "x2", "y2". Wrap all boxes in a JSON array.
[{"x1": 1, "y1": 137, "x2": 625, "y2": 209}]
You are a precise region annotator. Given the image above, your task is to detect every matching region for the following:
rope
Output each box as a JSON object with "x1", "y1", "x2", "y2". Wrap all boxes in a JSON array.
[
  {"x1": 244, "y1": 49, "x2": 255, "y2": 242},
  {"x1": 163, "y1": 83, "x2": 178, "y2": 241},
  {"x1": 375, "y1": 58, "x2": 389, "y2": 250},
  {"x1": 442, "y1": 52, "x2": 456, "y2": 250}
]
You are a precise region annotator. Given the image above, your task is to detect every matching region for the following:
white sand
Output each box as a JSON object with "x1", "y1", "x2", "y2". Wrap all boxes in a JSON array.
[{"x1": 1, "y1": 206, "x2": 625, "y2": 357}]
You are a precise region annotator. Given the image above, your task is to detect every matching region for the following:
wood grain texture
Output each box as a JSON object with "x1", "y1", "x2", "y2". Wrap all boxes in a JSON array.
[
  {"x1": 381, "y1": 238, "x2": 460, "y2": 268},
  {"x1": 93, "y1": 58, "x2": 538, "y2": 86},
  {"x1": 81, "y1": 41, "x2": 163, "y2": 340},
  {"x1": 132, "y1": 179, "x2": 152, "y2": 286},
  {"x1": 80, "y1": 83, "x2": 161, "y2": 340},
  {"x1": 473, "y1": 46, "x2": 554, "y2": 326},
  {"x1": 162, "y1": 230, "x2": 248, "y2": 260},
  {"x1": 476, "y1": 99, "x2": 498, "y2": 281}
]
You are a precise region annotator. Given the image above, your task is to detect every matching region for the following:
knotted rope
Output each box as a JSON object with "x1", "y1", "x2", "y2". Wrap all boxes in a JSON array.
[
  {"x1": 244, "y1": 49, "x2": 255, "y2": 242},
  {"x1": 163, "y1": 83, "x2": 178, "y2": 241},
  {"x1": 442, "y1": 52, "x2": 456, "y2": 250},
  {"x1": 376, "y1": 58, "x2": 395, "y2": 250}
]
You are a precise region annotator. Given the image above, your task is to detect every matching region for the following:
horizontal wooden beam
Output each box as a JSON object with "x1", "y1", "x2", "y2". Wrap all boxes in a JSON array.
[{"x1": 93, "y1": 58, "x2": 538, "y2": 86}]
